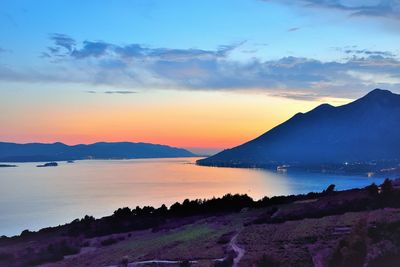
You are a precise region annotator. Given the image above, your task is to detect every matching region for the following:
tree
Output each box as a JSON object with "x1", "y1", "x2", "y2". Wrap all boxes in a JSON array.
[
  {"x1": 323, "y1": 184, "x2": 336, "y2": 195},
  {"x1": 381, "y1": 179, "x2": 393, "y2": 195},
  {"x1": 366, "y1": 183, "x2": 379, "y2": 196}
]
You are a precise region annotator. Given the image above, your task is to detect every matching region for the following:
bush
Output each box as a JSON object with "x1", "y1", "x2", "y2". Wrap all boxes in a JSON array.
[
  {"x1": 0, "y1": 252, "x2": 14, "y2": 264},
  {"x1": 367, "y1": 251, "x2": 400, "y2": 267},
  {"x1": 179, "y1": 260, "x2": 191, "y2": 267},
  {"x1": 323, "y1": 184, "x2": 336, "y2": 195},
  {"x1": 101, "y1": 237, "x2": 118, "y2": 246},
  {"x1": 20, "y1": 229, "x2": 33, "y2": 237},
  {"x1": 366, "y1": 183, "x2": 379, "y2": 195},
  {"x1": 119, "y1": 256, "x2": 129, "y2": 267},
  {"x1": 24, "y1": 240, "x2": 80, "y2": 266},
  {"x1": 328, "y1": 222, "x2": 367, "y2": 267},
  {"x1": 217, "y1": 231, "x2": 235, "y2": 244},
  {"x1": 214, "y1": 259, "x2": 233, "y2": 267},
  {"x1": 381, "y1": 179, "x2": 393, "y2": 195},
  {"x1": 257, "y1": 254, "x2": 280, "y2": 267}
]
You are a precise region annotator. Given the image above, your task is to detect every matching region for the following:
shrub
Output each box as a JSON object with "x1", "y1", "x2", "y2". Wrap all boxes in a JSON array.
[
  {"x1": 366, "y1": 183, "x2": 379, "y2": 195},
  {"x1": 323, "y1": 184, "x2": 336, "y2": 195},
  {"x1": 0, "y1": 252, "x2": 14, "y2": 263},
  {"x1": 24, "y1": 240, "x2": 80, "y2": 266},
  {"x1": 328, "y1": 222, "x2": 367, "y2": 267},
  {"x1": 217, "y1": 231, "x2": 235, "y2": 244},
  {"x1": 257, "y1": 254, "x2": 280, "y2": 267},
  {"x1": 179, "y1": 260, "x2": 191, "y2": 267},
  {"x1": 20, "y1": 229, "x2": 33, "y2": 237},
  {"x1": 214, "y1": 259, "x2": 233, "y2": 267},
  {"x1": 119, "y1": 256, "x2": 129, "y2": 267},
  {"x1": 101, "y1": 237, "x2": 118, "y2": 246}
]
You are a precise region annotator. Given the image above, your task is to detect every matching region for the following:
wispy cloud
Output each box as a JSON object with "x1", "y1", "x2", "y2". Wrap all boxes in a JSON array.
[
  {"x1": 44, "y1": 36, "x2": 242, "y2": 62},
  {"x1": 343, "y1": 49, "x2": 395, "y2": 58},
  {"x1": 104, "y1": 90, "x2": 136, "y2": 94},
  {"x1": 288, "y1": 27, "x2": 300, "y2": 32},
  {"x1": 71, "y1": 41, "x2": 110, "y2": 59},
  {"x1": 50, "y1": 33, "x2": 76, "y2": 52},
  {"x1": 272, "y1": 0, "x2": 400, "y2": 21},
  {"x1": 1, "y1": 34, "x2": 400, "y2": 99},
  {"x1": 85, "y1": 90, "x2": 137, "y2": 94}
]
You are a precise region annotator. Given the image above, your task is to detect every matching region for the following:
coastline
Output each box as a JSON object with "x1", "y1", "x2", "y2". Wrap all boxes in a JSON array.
[{"x1": 1, "y1": 179, "x2": 400, "y2": 266}]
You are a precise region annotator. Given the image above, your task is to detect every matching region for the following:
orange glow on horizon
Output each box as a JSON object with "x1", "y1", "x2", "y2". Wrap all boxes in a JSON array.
[{"x1": 1, "y1": 88, "x2": 352, "y2": 150}]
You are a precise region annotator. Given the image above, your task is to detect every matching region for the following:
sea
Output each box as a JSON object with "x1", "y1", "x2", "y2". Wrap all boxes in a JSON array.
[{"x1": 0, "y1": 157, "x2": 385, "y2": 236}]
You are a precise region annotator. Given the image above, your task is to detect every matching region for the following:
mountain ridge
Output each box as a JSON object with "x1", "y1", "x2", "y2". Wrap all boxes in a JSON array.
[
  {"x1": 0, "y1": 141, "x2": 195, "y2": 162},
  {"x1": 197, "y1": 89, "x2": 400, "y2": 168}
]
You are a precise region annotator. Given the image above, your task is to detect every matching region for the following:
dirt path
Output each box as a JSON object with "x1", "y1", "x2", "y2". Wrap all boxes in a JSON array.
[
  {"x1": 108, "y1": 231, "x2": 245, "y2": 266},
  {"x1": 128, "y1": 260, "x2": 197, "y2": 266},
  {"x1": 229, "y1": 233, "x2": 245, "y2": 267}
]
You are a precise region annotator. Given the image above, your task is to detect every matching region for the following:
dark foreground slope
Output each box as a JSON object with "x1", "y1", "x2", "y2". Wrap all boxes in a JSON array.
[
  {"x1": 0, "y1": 142, "x2": 195, "y2": 162},
  {"x1": 198, "y1": 89, "x2": 400, "y2": 168},
  {"x1": 1, "y1": 179, "x2": 400, "y2": 267}
]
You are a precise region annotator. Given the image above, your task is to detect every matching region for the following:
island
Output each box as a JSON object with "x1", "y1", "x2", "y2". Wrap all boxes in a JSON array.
[
  {"x1": 0, "y1": 141, "x2": 196, "y2": 163},
  {"x1": 0, "y1": 164, "x2": 17, "y2": 168},
  {"x1": 36, "y1": 162, "x2": 58, "y2": 167}
]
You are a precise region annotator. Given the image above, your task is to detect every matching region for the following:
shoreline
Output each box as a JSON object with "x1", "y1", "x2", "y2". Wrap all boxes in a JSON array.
[
  {"x1": 0, "y1": 162, "x2": 387, "y2": 238},
  {"x1": 1, "y1": 178, "x2": 400, "y2": 266},
  {"x1": 2, "y1": 178, "x2": 399, "y2": 238}
]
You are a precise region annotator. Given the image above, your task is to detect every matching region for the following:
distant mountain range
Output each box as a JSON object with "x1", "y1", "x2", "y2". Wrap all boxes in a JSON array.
[
  {"x1": 198, "y1": 89, "x2": 400, "y2": 169},
  {"x1": 0, "y1": 142, "x2": 195, "y2": 162}
]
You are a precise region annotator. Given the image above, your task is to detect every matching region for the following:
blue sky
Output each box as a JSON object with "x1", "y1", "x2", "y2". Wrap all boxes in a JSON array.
[
  {"x1": 2, "y1": 0, "x2": 400, "y2": 97},
  {"x1": 1, "y1": 0, "x2": 400, "y2": 148}
]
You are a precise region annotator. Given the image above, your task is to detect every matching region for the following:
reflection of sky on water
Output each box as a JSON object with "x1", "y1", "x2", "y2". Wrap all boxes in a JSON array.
[{"x1": 0, "y1": 158, "x2": 384, "y2": 236}]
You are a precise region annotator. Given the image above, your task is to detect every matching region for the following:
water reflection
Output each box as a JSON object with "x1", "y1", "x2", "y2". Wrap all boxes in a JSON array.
[{"x1": 0, "y1": 157, "x2": 384, "y2": 236}]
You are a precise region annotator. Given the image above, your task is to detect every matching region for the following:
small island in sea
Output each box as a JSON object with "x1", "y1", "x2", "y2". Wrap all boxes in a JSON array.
[
  {"x1": 0, "y1": 164, "x2": 17, "y2": 168},
  {"x1": 36, "y1": 162, "x2": 58, "y2": 167}
]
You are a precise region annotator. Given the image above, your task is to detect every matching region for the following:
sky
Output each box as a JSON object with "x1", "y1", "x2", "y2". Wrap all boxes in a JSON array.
[{"x1": 1, "y1": 0, "x2": 400, "y2": 154}]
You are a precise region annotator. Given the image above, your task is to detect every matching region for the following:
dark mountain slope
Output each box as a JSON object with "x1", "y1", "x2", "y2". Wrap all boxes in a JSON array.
[
  {"x1": 198, "y1": 89, "x2": 400, "y2": 167},
  {"x1": 0, "y1": 142, "x2": 195, "y2": 162}
]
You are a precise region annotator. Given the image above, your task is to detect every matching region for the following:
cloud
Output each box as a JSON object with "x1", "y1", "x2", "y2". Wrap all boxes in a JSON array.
[
  {"x1": 288, "y1": 27, "x2": 300, "y2": 32},
  {"x1": 0, "y1": 12, "x2": 18, "y2": 28},
  {"x1": 85, "y1": 90, "x2": 137, "y2": 94},
  {"x1": 273, "y1": 0, "x2": 400, "y2": 20},
  {"x1": 71, "y1": 41, "x2": 111, "y2": 59},
  {"x1": 2, "y1": 35, "x2": 400, "y2": 100},
  {"x1": 269, "y1": 91, "x2": 328, "y2": 101},
  {"x1": 45, "y1": 34, "x2": 243, "y2": 62},
  {"x1": 104, "y1": 90, "x2": 136, "y2": 94},
  {"x1": 49, "y1": 33, "x2": 76, "y2": 52},
  {"x1": 343, "y1": 49, "x2": 395, "y2": 58}
]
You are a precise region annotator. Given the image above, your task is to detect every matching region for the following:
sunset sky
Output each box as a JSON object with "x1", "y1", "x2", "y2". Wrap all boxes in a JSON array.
[{"x1": 1, "y1": 0, "x2": 400, "y2": 153}]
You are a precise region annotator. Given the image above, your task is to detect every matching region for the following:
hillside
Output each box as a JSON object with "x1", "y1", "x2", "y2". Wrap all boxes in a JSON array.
[
  {"x1": 0, "y1": 142, "x2": 195, "y2": 162},
  {"x1": 198, "y1": 89, "x2": 400, "y2": 169}
]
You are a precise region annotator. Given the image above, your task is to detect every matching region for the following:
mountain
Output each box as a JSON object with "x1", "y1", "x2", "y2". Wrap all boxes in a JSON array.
[
  {"x1": 197, "y1": 89, "x2": 400, "y2": 168},
  {"x1": 0, "y1": 142, "x2": 195, "y2": 162}
]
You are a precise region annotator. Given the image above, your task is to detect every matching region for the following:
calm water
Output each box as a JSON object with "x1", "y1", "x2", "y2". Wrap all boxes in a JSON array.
[{"x1": 0, "y1": 157, "x2": 384, "y2": 236}]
